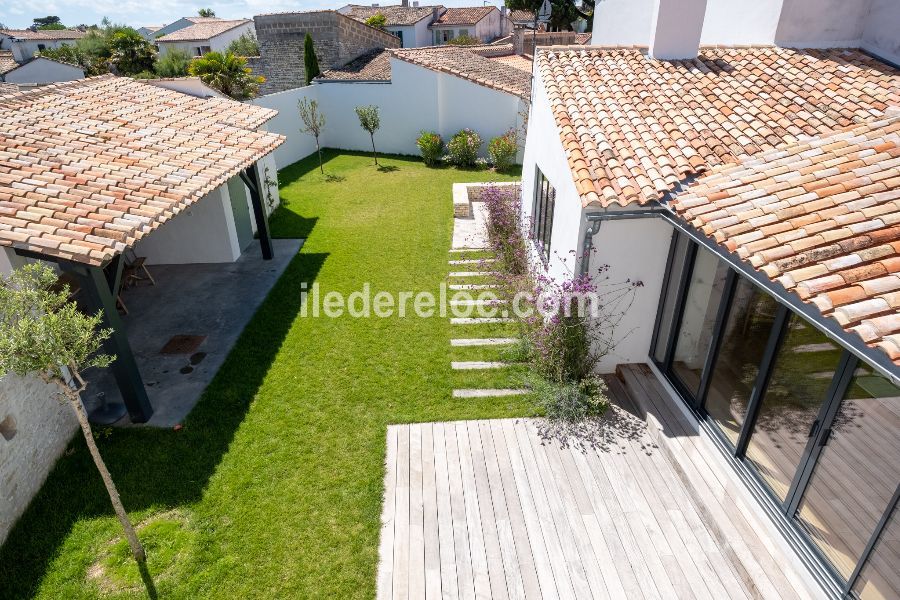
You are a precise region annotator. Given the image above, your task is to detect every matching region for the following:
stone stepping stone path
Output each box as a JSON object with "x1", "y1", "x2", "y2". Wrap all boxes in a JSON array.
[
  {"x1": 451, "y1": 361, "x2": 509, "y2": 370},
  {"x1": 446, "y1": 247, "x2": 528, "y2": 400},
  {"x1": 450, "y1": 338, "x2": 517, "y2": 347},
  {"x1": 452, "y1": 389, "x2": 529, "y2": 398},
  {"x1": 448, "y1": 247, "x2": 487, "y2": 253}
]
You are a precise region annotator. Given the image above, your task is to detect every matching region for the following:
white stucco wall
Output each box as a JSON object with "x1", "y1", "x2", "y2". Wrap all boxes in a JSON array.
[
  {"x1": 9, "y1": 39, "x2": 79, "y2": 63},
  {"x1": 134, "y1": 184, "x2": 242, "y2": 265},
  {"x1": 3, "y1": 58, "x2": 84, "y2": 84},
  {"x1": 157, "y1": 22, "x2": 254, "y2": 56},
  {"x1": 592, "y1": 0, "x2": 900, "y2": 60},
  {"x1": 0, "y1": 373, "x2": 77, "y2": 547},
  {"x1": 254, "y1": 58, "x2": 525, "y2": 168},
  {"x1": 861, "y1": 0, "x2": 900, "y2": 65}
]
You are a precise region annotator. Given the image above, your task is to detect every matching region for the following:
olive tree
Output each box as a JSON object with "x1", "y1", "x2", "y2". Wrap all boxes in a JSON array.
[
  {"x1": 298, "y1": 97, "x2": 326, "y2": 174},
  {"x1": 0, "y1": 263, "x2": 152, "y2": 589},
  {"x1": 354, "y1": 105, "x2": 381, "y2": 166}
]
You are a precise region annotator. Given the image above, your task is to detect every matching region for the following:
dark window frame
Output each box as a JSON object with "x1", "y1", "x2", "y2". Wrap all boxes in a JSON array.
[
  {"x1": 650, "y1": 230, "x2": 900, "y2": 598},
  {"x1": 531, "y1": 167, "x2": 555, "y2": 265}
]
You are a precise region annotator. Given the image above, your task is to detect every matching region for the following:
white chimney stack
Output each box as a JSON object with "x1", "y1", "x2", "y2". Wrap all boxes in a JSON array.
[{"x1": 649, "y1": 0, "x2": 707, "y2": 60}]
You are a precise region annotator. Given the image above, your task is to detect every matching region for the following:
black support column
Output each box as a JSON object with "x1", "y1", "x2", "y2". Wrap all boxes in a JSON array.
[
  {"x1": 61, "y1": 261, "x2": 153, "y2": 423},
  {"x1": 240, "y1": 162, "x2": 274, "y2": 260}
]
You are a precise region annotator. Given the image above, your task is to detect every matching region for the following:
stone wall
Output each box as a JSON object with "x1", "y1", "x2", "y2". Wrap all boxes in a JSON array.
[
  {"x1": 0, "y1": 373, "x2": 77, "y2": 545},
  {"x1": 254, "y1": 11, "x2": 401, "y2": 94}
]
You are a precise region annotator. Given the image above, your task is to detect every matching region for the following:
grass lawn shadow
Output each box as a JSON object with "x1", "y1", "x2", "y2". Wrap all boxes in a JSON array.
[{"x1": 0, "y1": 249, "x2": 328, "y2": 599}]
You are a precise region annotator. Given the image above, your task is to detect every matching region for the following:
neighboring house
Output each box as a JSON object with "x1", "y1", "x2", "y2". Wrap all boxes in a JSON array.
[
  {"x1": 340, "y1": 3, "x2": 444, "y2": 48},
  {"x1": 0, "y1": 50, "x2": 16, "y2": 77},
  {"x1": 0, "y1": 75, "x2": 284, "y2": 545},
  {"x1": 150, "y1": 16, "x2": 222, "y2": 40},
  {"x1": 156, "y1": 19, "x2": 254, "y2": 57},
  {"x1": 137, "y1": 25, "x2": 162, "y2": 41},
  {"x1": 520, "y1": 0, "x2": 900, "y2": 597},
  {"x1": 429, "y1": 6, "x2": 505, "y2": 44},
  {"x1": 251, "y1": 10, "x2": 401, "y2": 95},
  {"x1": 0, "y1": 29, "x2": 87, "y2": 63},
  {"x1": 0, "y1": 56, "x2": 84, "y2": 84}
]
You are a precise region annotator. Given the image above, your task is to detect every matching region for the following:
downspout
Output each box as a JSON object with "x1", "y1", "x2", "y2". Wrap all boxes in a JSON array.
[{"x1": 579, "y1": 204, "x2": 667, "y2": 276}]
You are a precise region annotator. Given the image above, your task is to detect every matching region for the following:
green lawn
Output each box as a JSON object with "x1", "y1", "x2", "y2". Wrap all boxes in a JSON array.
[{"x1": 0, "y1": 151, "x2": 533, "y2": 599}]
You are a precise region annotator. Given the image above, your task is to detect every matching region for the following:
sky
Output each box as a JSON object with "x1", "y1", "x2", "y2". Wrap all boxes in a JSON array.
[{"x1": 0, "y1": 0, "x2": 508, "y2": 29}]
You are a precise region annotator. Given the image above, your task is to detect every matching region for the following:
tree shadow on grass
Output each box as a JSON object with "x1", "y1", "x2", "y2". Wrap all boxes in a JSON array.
[
  {"x1": 269, "y1": 210, "x2": 317, "y2": 240},
  {"x1": 376, "y1": 165, "x2": 399, "y2": 173},
  {"x1": 0, "y1": 250, "x2": 328, "y2": 599}
]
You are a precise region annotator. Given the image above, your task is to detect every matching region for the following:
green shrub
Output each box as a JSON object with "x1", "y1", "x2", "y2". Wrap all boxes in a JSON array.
[
  {"x1": 227, "y1": 31, "x2": 260, "y2": 57},
  {"x1": 447, "y1": 129, "x2": 482, "y2": 167},
  {"x1": 528, "y1": 374, "x2": 609, "y2": 421},
  {"x1": 365, "y1": 13, "x2": 387, "y2": 30},
  {"x1": 416, "y1": 131, "x2": 444, "y2": 166},
  {"x1": 488, "y1": 129, "x2": 518, "y2": 172},
  {"x1": 154, "y1": 48, "x2": 191, "y2": 77},
  {"x1": 447, "y1": 34, "x2": 481, "y2": 46}
]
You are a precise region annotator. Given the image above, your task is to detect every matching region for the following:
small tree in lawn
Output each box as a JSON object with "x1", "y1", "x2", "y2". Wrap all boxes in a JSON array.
[
  {"x1": 355, "y1": 105, "x2": 381, "y2": 166},
  {"x1": 298, "y1": 97, "x2": 326, "y2": 174},
  {"x1": 0, "y1": 263, "x2": 152, "y2": 588},
  {"x1": 303, "y1": 33, "x2": 320, "y2": 85}
]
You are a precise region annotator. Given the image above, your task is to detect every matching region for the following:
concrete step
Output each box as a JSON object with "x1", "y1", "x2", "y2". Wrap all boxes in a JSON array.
[
  {"x1": 449, "y1": 258, "x2": 496, "y2": 265},
  {"x1": 452, "y1": 389, "x2": 529, "y2": 398},
  {"x1": 449, "y1": 284, "x2": 500, "y2": 291},
  {"x1": 448, "y1": 271, "x2": 497, "y2": 278},
  {"x1": 450, "y1": 338, "x2": 518, "y2": 347},
  {"x1": 451, "y1": 361, "x2": 510, "y2": 370},
  {"x1": 450, "y1": 317, "x2": 514, "y2": 324},
  {"x1": 449, "y1": 298, "x2": 506, "y2": 306},
  {"x1": 449, "y1": 248, "x2": 488, "y2": 253}
]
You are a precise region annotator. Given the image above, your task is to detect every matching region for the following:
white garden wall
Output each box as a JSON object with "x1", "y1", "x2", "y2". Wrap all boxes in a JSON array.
[
  {"x1": 253, "y1": 57, "x2": 526, "y2": 167},
  {"x1": 0, "y1": 373, "x2": 77, "y2": 546}
]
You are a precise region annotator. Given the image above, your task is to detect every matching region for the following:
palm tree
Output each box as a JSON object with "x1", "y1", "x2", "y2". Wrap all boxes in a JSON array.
[{"x1": 188, "y1": 51, "x2": 264, "y2": 100}]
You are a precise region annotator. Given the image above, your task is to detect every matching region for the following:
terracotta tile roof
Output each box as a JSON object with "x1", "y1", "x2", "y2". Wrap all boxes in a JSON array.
[
  {"x1": 393, "y1": 45, "x2": 531, "y2": 98},
  {"x1": 0, "y1": 82, "x2": 19, "y2": 94},
  {"x1": 0, "y1": 75, "x2": 283, "y2": 266},
  {"x1": 0, "y1": 29, "x2": 87, "y2": 41},
  {"x1": 672, "y1": 117, "x2": 900, "y2": 365},
  {"x1": 318, "y1": 49, "x2": 392, "y2": 81},
  {"x1": 575, "y1": 32, "x2": 591, "y2": 44},
  {"x1": 0, "y1": 50, "x2": 17, "y2": 75},
  {"x1": 344, "y1": 4, "x2": 442, "y2": 26},
  {"x1": 432, "y1": 7, "x2": 495, "y2": 25},
  {"x1": 490, "y1": 53, "x2": 533, "y2": 72},
  {"x1": 509, "y1": 9, "x2": 534, "y2": 22},
  {"x1": 538, "y1": 46, "x2": 900, "y2": 208},
  {"x1": 157, "y1": 19, "x2": 251, "y2": 43}
]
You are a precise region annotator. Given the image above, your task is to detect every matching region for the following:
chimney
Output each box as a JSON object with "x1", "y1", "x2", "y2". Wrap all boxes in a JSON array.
[
  {"x1": 413, "y1": 1, "x2": 419, "y2": 5},
  {"x1": 401, "y1": 0, "x2": 408, "y2": 6},
  {"x1": 649, "y1": 0, "x2": 707, "y2": 60},
  {"x1": 433, "y1": 7, "x2": 440, "y2": 23}
]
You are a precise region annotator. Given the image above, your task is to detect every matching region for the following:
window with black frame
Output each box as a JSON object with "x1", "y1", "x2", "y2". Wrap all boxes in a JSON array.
[{"x1": 532, "y1": 168, "x2": 555, "y2": 264}]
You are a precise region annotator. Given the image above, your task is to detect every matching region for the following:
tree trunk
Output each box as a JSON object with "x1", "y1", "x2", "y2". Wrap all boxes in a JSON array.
[
  {"x1": 370, "y1": 133, "x2": 378, "y2": 165},
  {"x1": 315, "y1": 137, "x2": 323, "y2": 174},
  {"x1": 60, "y1": 381, "x2": 146, "y2": 564}
]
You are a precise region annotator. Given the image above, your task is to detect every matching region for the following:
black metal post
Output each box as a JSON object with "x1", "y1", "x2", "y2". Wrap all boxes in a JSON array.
[
  {"x1": 61, "y1": 261, "x2": 153, "y2": 423},
  {"x1": 240, "y1": 163, "x2": 274, "y2": 261}
]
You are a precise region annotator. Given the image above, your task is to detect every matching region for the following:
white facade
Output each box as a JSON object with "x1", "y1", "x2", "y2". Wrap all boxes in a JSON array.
[
  {"x1": 157, "y1": 22, "x2": 255, "y2": 57},
  {"x1": 253, "y1": 57, "x2": 526, "y2": 167},
  {"x1": 431, "y1": 9, "x2": 505, "y2": 44},
  {"x1": 386, "y1": 17, "x2": 434, "y2": 48},
  {"x1": 592, "y1": 0, "x2": 900, "y2": 63},
  {"x1": 2, "y1": 58, "x2": 84, "y2": 85},
  {"x1": 1, "y1": 37, "x2": 82, "y2": 63}
]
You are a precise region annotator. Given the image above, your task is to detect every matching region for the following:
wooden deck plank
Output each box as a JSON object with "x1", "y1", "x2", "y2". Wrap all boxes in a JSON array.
[
  {"x1": 377, "y1": 426, "x2": 398, "y2": 600},
  {"x1": 477, "y1": 421, "x2": 529, "y2": 600},
  {"x1": 432, "y1": 422, "x2": 460, "y2": 600},
  {"x1": 445, "y1": 421, "x2": 476, "y2": 600},
  {"x1": 392, "y1": 425, "x2": 411, "y2": 600},
  {"x1": 409, "y1": 424, "x2": 426, "y2": 599},
  {"x1": 455, "y1": 422, "x2": 492, "y2": 599},
  {"x1": 421, "y1": 423, "x2": 442, "y2": 599},
  {"x1": 495, "y1": 419, "x2": 560, "y2": 599}
]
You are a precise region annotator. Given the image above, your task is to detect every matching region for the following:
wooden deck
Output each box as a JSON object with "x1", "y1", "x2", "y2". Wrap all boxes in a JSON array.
[{"x1": 376, "y1": 365, "x2": 817, "y2": 600}]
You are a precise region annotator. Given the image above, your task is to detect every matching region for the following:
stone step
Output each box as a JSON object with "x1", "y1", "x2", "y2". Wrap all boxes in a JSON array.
[
  {"x1": 449, "y1": 258, "x2": 496, "y2": 265},
  {"x1": 449, "y1": 298, "x2": 507, "y2": 306},
  {"x1": 450, "y1": 317, "x2": 514, "y2": 324},
  {"x1": 451, "y1": 361, "x2": 510, "y2": 370},
  {"x1": 449, "y1": 247, "x2": 488, "y2": 253},
  {"x1": 448, "y1": 271, "x2": 497, "y2": 278},
  {"x1": 449, "y1": 284, "x2": 500, "y2": 291},
  {"x1": 452, "y1": 389, "x2": 529, "y2": 398},
  {"x1": 450, "y1": 338, "x2": 518, "y2": 347}
]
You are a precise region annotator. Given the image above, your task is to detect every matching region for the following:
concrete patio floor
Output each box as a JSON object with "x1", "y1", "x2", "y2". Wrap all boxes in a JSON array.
[{"x1": 82, "y1": 239, "x2": 303, "y2": 427}]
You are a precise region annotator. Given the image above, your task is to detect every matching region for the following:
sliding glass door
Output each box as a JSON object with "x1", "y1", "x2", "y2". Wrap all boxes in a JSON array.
[{"x1": 651, "y1": 230, "x2": 900, "y2": 596}]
